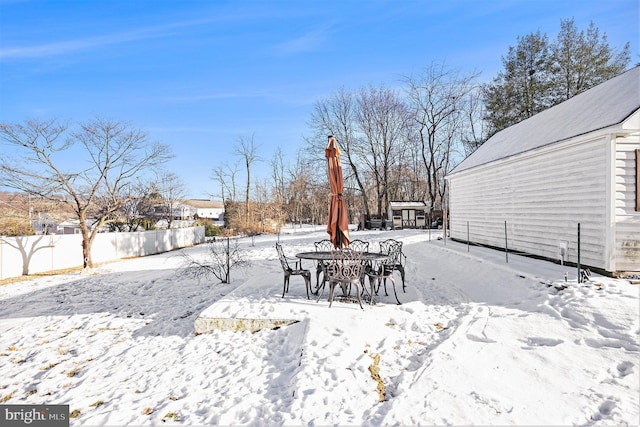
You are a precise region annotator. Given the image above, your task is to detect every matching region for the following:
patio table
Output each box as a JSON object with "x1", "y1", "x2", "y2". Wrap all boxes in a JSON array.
[
  {"x1": 295, "y1": 251, "x2": 389, "y2": 299},
  {"x1": 295, "y1": 251, "x2": 389, "y2": 262}
]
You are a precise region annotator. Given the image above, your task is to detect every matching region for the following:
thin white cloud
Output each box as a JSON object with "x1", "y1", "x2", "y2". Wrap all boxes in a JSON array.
[
  {"x1": 269, "y1": 20, "x2": 337, "y2": 57},
  {"x1": 155, "y1": 90, "x2": 272, "y2": 104},
  {"x1": 272, "y1": 31, "x2": 325, "y2": 56},
  {"x1": 0, "y1": 17, "x2": 218, "y2": 60}
]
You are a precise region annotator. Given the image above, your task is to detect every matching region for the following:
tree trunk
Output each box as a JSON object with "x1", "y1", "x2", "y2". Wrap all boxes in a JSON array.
[{"x1": 79, "y1": 212, "x2": 93, "y2": 269}]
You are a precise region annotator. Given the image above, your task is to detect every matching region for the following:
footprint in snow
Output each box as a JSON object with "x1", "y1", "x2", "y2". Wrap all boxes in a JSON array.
[
  {"x1": 615, "y1": 361, "x2": 633, "y2": 378},
  {"x1": 523, "y1": 337, "x2": 563, "y2": 347},
  {"x1": 591, "y1": 398, "x2": 617, "y2": 421}
]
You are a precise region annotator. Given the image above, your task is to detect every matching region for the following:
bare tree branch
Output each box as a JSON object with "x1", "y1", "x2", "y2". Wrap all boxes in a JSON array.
[{"x1": 0, "y1": 117, "x2": 172, "y2": 269}]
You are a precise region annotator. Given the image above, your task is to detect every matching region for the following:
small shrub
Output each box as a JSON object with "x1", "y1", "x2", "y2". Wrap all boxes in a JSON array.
[
  {"x1": 204, "y1": 223, "x2": 222, "y2": 237},
  {"x1": 179, "y1": 237, "x2": 250, "y2": 284}
]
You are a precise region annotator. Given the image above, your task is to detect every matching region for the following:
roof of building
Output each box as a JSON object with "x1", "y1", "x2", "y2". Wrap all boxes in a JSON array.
[
  {"x1": 450, "y1": 66, "x2": 640, "y2": 175},
  {"x1": 182, "y1": 199, "x2": 224, "y2": 209},
  {"x1": 389, "y1": 201, "x2": 427, "y2": 208}
]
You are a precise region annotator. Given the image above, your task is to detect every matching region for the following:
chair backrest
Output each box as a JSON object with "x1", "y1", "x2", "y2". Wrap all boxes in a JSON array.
[
  {"x1": 275, "y1": 243, "x2": 291, "y2": 271},
  {"x1": 314, "y1": 239, "x2": 334, "y2": 252},
  {"x1": 329, "y1": 248, "x2": 364, "y2": 281},
  {"x1": 380, "y1": 239, "x2": 403, "y2": 265},
  {"x1": 349, "y1": 239, "x2": 369, "y2": 252}
]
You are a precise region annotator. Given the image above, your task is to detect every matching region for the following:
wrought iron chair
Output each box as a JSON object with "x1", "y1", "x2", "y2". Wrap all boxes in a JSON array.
[
  {"x1": 349, "y1": 239, "x2": 369, "y2": 252},
  {"x1": 365, "y1": 247, "x2": 402, "y2": 305},
  {"x1": 275, "y1": 243, "x2": 311, "y2": 299},
  {"x1": 378, "y1": 239, "x2": 407, "y2": 293},
  {"x1": 348, "y1": 239, "x2": 370, "y2": 294},
  {"x1": 317, "y1": 248, "x2": 366, "y2": 309},
  {"x1": 313, "y1": 239, "x2": 334, "y2": 292}
]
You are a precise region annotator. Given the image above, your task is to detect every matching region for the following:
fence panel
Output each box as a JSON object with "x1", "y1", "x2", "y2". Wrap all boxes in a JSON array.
[{"x1": 0, "y1": 226, "x2": 205, "y2": 280}]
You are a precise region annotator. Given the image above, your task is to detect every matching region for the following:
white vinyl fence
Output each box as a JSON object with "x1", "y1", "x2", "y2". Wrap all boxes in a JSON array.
[{"x1": 0, "y1": 226, "x2": 205, "y2": 280}]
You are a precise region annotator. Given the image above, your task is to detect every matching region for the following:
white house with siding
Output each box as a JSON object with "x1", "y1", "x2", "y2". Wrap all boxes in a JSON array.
[
  {"x1": 182, "y1": 199, "x2": 225, "y2": 224},
  {"x1": 446, "y1": 66, "x2": 640, "y2": 275}
]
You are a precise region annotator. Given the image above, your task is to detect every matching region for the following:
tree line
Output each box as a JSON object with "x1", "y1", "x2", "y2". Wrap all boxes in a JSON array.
[{"x1": 215, "y1": 19, "x2": 629, "y2": 230}]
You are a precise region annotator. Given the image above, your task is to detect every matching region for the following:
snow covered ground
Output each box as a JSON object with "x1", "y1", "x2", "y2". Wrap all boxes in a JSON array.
[{"x1": 0, "y1": 227, "x2": 638, "y2": 426}]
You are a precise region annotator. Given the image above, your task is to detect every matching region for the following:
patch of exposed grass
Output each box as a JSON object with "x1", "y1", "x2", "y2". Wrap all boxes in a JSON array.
[
  {"x1": 40, "y1": 361, "x2": 61, "y2": 371},
  {"x1": 368, "y1": 353, "x2": 385, "y2": 403},
  {"x1": 0, "y1": 267, "x2": 83, "y2": 286},
  {"x1": 163, "y1": 412, "x2": 179, "y2": 421},
  {"x1": 66, "y1": 368, "x2": 80, "y2": 378}
]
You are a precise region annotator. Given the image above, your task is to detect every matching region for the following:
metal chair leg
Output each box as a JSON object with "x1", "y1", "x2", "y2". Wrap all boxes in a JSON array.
[
  {"x1": 304, "y1": 273, "x2": 311, "y2": 299},
  {"x1": 388, "y1": 276, "x2": 401, "y2": 305},
  {"x1": 282, "y1": 275, "x2": 290, "y2": 298},
  {"x1": 398, "y1": 266, "x2": 406, "y2": 292},
  {"x1": 328, "y1": 280, "x2": 336, "y2": 308}
]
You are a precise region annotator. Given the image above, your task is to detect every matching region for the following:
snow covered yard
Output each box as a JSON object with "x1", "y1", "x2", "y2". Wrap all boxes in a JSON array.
[{"x1": 0, "y1": 228, "x2": 638, "y2": 426}]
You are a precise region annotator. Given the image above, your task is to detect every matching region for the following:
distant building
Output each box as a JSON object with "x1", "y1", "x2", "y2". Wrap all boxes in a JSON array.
[
  {"x1": 387, "y1": 201, "x2": 428, "y2": 229},
  {"x1": 56, "y1": 218, "x2": 103, "y2": 234},
  {"x1": 31, "y1": 213, "x2": 58, "y2": 235},
  {"x1": 182, "y1": 199, "x2": 225, "y2": 224}
]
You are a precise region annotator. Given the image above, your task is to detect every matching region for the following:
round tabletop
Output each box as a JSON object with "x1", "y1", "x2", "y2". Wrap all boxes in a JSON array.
[{"x1": 295, "y1": 251, "x2": 388, "y2": 261}]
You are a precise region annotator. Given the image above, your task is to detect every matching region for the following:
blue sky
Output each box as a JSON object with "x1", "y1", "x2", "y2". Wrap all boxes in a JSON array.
[{"x1": 1, "y1": 0, "x2": 638, "y2": 199}]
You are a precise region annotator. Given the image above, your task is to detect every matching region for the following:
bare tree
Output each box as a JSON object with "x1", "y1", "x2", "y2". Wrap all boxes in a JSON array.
[
  {"x1": 0, "y1": 118, "x2": 171, "y2": 269},
  {"x1": 308, "y1": 87, "x2": 371, "y2": 218},
  {"x1": 110, "y1": 179, "x2": 154, "y2": 232},
  {"x1": 211, "y1": 161, "x2": 239, "y2": 203},
  {"x1": 355, "y1": 85, "x2": 410, "y2": 216},
  {"x1": 252, "y1": 177, "x2": 271, "y2": 233},
  {"x1": 156, "y1": 171, "x2": 186, "y2": 229},
  {"x1": 269, "y1": 146, "x2": 289, "y2": 227},
  {"x1": 286, "y1": 152, "x2": 313, "y2": 225},
  {"x1": 461, "y1": 87, "x2": 490, "y2": 156},
  {"x1": 270, "y1": 146, "x2": 287, "y2": 207},
  {"x1": 179, "y1": 237, "x2": 250, "y2": 284},
  {"x1": 234, "y1": 134, "x2": 260, "y2": 222},
  {"x1": 404, "y1": 63, "x2": 479, "y2": 213}
]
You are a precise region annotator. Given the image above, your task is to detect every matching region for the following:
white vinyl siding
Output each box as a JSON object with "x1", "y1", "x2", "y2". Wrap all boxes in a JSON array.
[
  {"x1": 613, "y1": 135, "x2": 640, "y2": 271},
  {"x1": 446, "y1": 68, "x2": 639, "y2": 274},
  {"x1": 448, "y1": 136, "x2": 608, "y2": 270}
]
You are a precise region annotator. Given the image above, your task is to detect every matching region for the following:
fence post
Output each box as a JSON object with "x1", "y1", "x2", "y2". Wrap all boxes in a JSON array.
[
  {"x1": 577, "y1": 223, "x2": 581, "y2": 283},
  {"x1": 467, "y1": 221, "x2": 470, "y2": 252},
  {"x1": 504, "y1": 220, "x2": 509, "y2": 263},
  {"x1": 226, "y1": 237, "x2": 231, "y2": 283}
]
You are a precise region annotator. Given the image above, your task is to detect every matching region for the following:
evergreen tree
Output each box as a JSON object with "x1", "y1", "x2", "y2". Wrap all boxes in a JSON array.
[
  {"x1": 482, "y1": 20, "x2": 631, "y2": 137},
  {"x1": 482, "y1": 31, "x2": 552, "y2": 136},
  {"x1": 551, "y1": 19, "x2": 631, "y2": 102}
]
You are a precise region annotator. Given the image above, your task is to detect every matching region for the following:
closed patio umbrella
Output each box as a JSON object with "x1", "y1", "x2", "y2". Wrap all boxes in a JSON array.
[{"x1": 325, "y1": 135, "x2": 350, "y2": 248}]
